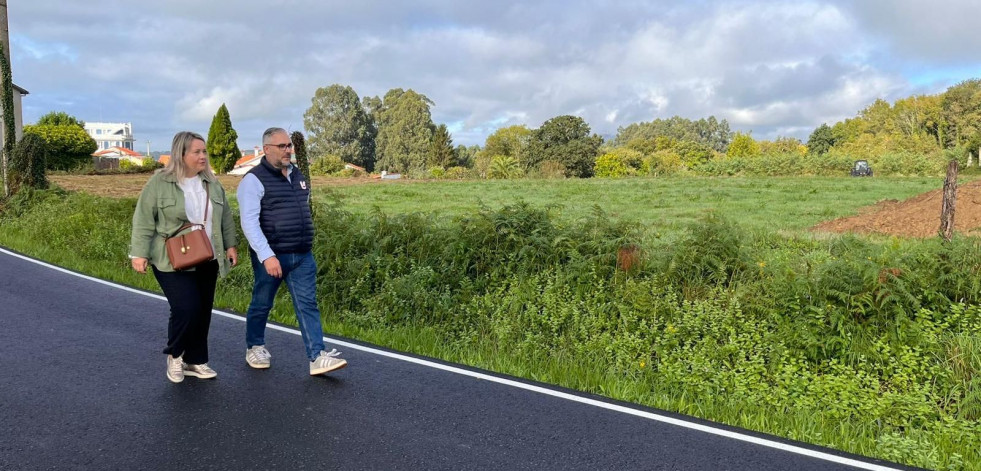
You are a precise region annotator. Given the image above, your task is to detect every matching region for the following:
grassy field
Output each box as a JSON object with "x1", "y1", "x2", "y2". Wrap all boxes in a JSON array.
[{"x1": 317, "y1": 176, "x2": 945, "y2": 234}]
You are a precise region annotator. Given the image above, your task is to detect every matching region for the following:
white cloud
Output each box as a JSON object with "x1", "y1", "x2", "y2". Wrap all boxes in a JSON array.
[{"x1": 8, "y1": 0, "x2": 980, "y2": 149}]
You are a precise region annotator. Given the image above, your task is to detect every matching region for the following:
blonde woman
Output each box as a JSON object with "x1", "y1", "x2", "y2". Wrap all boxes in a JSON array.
[{"x1": 129, "y1": 131, "x2": 239, "y2": 383}]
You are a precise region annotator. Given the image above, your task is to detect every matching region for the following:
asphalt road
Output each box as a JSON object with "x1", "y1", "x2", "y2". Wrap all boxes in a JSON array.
[{"x1": 0, "y1": 248, "x2": 912, "y2": 470}]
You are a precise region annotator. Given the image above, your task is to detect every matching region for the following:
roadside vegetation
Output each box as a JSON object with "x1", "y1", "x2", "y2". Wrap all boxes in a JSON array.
[{"x1": 2, "y1": 177, "x2": 979, "y2": 470}]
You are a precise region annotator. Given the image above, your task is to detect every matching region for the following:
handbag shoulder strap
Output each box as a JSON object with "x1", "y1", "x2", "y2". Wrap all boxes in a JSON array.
[
  {"x1": 203, "y1": 179, "x2": 210, "y2": 222},
  {"x1": 167, "y1": 178, "x2": 210, "y2": 239}
]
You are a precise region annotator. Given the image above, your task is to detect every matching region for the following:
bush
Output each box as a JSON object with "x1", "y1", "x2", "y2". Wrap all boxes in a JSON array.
[
  {"x1": 443, "y1": 166, "x2": 471, "y2": 179},
  {"x1": 141, "y1": 157, "x2": 162, "y2": 170},
  {"x1": 643, "y1": 150, "x2": 684, "y2": 176},
  {"x1": 310, "y1": 155, "x2": 345, "y2": 176},
  {"x1": 535, "y1": 160, "x2": 566, "y2": 179},
  {"x1": 594, "y1": 148, "x2": 643, "y2": 178},
  {"x1": 488, "y1": 155, "x2": 522, "y2": 179},
  {"x1": 10, "y1": 132, "x2": 48, "y2": 190},
  {"x1": 22, "y1": 125, "x2": 97, "y2": 171},
  {"x1": 334, "y1": 167, "x2": 365, "y2": 178},
  {"x1": 428, "y1": 166, "x2": 446, "y2": 179}
]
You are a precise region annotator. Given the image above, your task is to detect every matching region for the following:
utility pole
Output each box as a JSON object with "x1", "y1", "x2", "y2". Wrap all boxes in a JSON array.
[{"x1": 0, "y1": 1, "x2": 9, "y2": 197}]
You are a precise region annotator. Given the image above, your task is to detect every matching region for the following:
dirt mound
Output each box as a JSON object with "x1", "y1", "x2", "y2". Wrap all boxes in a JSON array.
[{"x1": 812, "y1": 179, "x2": 981, "y2": 237}]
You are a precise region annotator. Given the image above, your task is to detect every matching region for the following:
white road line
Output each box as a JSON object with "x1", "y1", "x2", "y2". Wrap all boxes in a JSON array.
[{"x1": 0, "y1": 247, "x2": 901, "y2": 471}]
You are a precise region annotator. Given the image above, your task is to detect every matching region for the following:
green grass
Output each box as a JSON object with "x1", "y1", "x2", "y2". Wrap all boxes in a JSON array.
[
  {"x1": 3, "y1": 177, "x2": 980, "y2": 471},
  {"x1": 319, "y1": 176, "x2": 945, "y2": 233}
]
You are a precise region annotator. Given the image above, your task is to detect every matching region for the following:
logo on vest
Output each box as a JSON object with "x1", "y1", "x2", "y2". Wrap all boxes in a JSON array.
[{"x1": 300, "y1": 181, "x2": 307, "y2": 190}]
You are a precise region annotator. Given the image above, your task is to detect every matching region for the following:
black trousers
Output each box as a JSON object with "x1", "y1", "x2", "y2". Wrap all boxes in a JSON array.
[{"x1": 152, "y1": 260, "x2": 218, "y2": 365}]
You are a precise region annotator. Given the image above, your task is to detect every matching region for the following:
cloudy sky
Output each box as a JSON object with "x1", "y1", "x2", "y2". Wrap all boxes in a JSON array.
[{"x1": 10, "y1": 0, "x2": 981, "y2": 152}]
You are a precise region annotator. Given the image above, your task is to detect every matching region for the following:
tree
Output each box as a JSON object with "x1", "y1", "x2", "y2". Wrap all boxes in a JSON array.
[
  {"x1": 37, "y1": 111, "x2": 84, "y2": 128},
  {"x1": 291, "y1": 131, "x2": 311, "y2": 181},
  {"x1": 483, "y1": 125, "x2": 532, "y2": 163},
  {"x1": 10, "y1": 132, "x2": 47, "y2": 190},
  {"x1": 672, "y1": 140, "x2": 716, "y2": 167},
  {"x1": 941, "y1": 79, "x2": 981, "y2": 148},
  {"x1": 304, "y1": 84, "x2": 376, "y2": 171},
  {"x1": 23, "y1": 123, "x2": 97, "y2": 171},
  {"x1": 806, "y1": 124, "x2": 836, "y2": 155},
  {"x1": 206, "y1": 103, "x2": 241, "y2": 174},
  {"x1": 372, "y1": 88, "x2": 435, "y2": 173},
  {"x1": 428, "y1": 123, "x2": 455, "y2": 168},
  {"x1": 759, "y1": 136, "x2": 806, "y2": 156},
  {"x1": 595, "y1": 148, "x2": 643, "y2": 178},
  {"x1": 454, "y1": 144, "x2": 480, "y2": 168},
  {"x1": 613, "y1": 115, "x2": 731, "y2": 152},
  {"x1": 726, "y1": 132, "x2": 761, "y2": 159},
  {"x1": 526, "y1": 115, "x2": 602, "y2": 178}
]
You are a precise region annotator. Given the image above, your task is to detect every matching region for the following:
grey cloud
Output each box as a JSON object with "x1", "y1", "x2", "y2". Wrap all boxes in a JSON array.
[
  {"x1": 8, "y1": 0, "x2": 974, "y2": 150},
  {"x1": 836, "y1": 0, "x2": 981, "y2": 64}
]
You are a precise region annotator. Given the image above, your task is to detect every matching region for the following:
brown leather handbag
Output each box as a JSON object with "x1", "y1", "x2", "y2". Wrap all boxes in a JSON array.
[{"x1": 164, "y1": 183, "x2": 214, "y2": 270}]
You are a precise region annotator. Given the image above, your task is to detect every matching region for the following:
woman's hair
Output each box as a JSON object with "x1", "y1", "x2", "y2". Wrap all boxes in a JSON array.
[{"x1": 160, "y1": 131, "x2": 216, "y2": 179}]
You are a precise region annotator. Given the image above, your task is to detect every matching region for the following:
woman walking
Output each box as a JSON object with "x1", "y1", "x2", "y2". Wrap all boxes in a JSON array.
[{"x1": 129, "y1": 131, "x2": 239, "y2": 383}]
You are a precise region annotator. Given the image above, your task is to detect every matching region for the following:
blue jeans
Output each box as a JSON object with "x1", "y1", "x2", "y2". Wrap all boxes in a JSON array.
[{"x1": 246, "y1": 250, "x2": 325, "y2": 361}]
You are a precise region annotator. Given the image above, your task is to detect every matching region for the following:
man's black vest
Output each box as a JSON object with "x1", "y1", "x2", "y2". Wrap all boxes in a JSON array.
[{"x1": 247, "y1": 157, "x2": 314, "y2": 254}]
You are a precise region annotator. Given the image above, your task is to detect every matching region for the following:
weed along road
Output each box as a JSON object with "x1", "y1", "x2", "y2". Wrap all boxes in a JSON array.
[{"x1": 0, "y1": 248, "x2": 910, "y2": 471}]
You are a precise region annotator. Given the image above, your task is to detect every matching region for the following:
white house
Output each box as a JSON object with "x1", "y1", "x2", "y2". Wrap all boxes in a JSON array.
[
  {"x1": 0, "y1": 83, "x2": 29, "y2": 144},
  {"x1": 85, "y1": 122, "x2": 135, "y2": 151},
  {"x1": 228, "y1": 146, "x2": 264, "y2": 176}
]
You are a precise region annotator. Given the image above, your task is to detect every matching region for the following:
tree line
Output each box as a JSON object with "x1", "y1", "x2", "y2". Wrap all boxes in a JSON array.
[
  {"x1": 14, "y1": 77, "x2": 981, "y2": 181},
  {"x1": 301, "y1": 80, "x2": 981, "y2": 179}
]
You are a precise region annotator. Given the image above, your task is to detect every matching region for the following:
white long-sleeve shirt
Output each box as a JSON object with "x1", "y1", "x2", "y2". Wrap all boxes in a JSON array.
[
  {"x1": 179, "y1": 175, "x2": 213, "y2": 241},
  {"x1": 236, "y1": 165, "x2": 295, "y2": 262}
]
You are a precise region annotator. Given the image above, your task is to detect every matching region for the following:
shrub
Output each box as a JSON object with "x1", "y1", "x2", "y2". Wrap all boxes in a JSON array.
[
  {"x1": 595, "y1": 148, "x2": 643, "y2": 178},
  {"x1": 10, "y1": 132, "x2": 48, "y2": 190},
  {"x1": 22, "y1": 125, "x2": 97, "y2": 171},
  {"x1": 141, "y1": 157, "x2": 162, "y2": 170},
  {"x1": 444, "y1": 166, "x2": 471, "y2": 179},
  {"x1": 535, "y1": 160, "x2": 566, "y2": 179},
  {"x1": 488, "y1": 155, "x2": 522, "y2": 179},
  {"x1": 291, "y1": 131, "x2": 311, "y2": 180},
  {"x1": 641, "y1": 150, "x2": 685, "y2": 176},
  {"x1": 428, "y1": 166, "x2": 446, "y2": 179},
  {"x1": 334, "y1": 167, "x2": 365, "y2": 178},
  {"x1": 310, "y1": 155, "x2": 345, "y2": 176}
]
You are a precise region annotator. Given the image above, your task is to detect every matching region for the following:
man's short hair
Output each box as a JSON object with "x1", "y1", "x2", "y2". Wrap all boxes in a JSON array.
[{"x1": 262, "y1": 127, "x2": 288, "y2": 144}]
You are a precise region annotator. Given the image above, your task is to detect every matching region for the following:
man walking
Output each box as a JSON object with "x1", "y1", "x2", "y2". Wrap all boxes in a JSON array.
[{"x1": 238, "y1": 127, "x2": 347, "y2": 376}]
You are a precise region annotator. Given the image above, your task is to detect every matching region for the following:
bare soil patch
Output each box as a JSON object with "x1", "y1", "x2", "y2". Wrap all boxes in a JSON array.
[{"x1": 812, "y1": 179, "x2": 981, "y2": 237}]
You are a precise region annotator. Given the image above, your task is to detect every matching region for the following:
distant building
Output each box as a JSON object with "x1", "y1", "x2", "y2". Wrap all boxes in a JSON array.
[
  {"x1": 85, "y1": 122, "x2": 135, "y2": 151},
  {"x1": 228, "y1": 146, "x2": 264, "y2": 176},
  {"x1": 0, "y1": 83, "x2": 29, "y2": 144},
  {"x1": 93, "y1": 146, "x2": 144, "y2": 166}
]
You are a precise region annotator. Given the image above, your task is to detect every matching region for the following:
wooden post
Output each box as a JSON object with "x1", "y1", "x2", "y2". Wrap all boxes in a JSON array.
[{"x1": 940, "y1": 160, "x2": 958, "y2": 242}]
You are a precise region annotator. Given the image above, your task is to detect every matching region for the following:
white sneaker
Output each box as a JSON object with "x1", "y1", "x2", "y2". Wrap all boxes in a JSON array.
[
  {"x1": 167, "y1": 355, "x2": 184, "y2": 383},
  {"x1": 184, "y1": 363, "x2": 218, "y2": 379},
  {"x1": 310, "y1": 349, "x2": 347, "y2": 375},
  {"x1": 246, "y1": 345, "x2": 271, "y2": 369}
]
